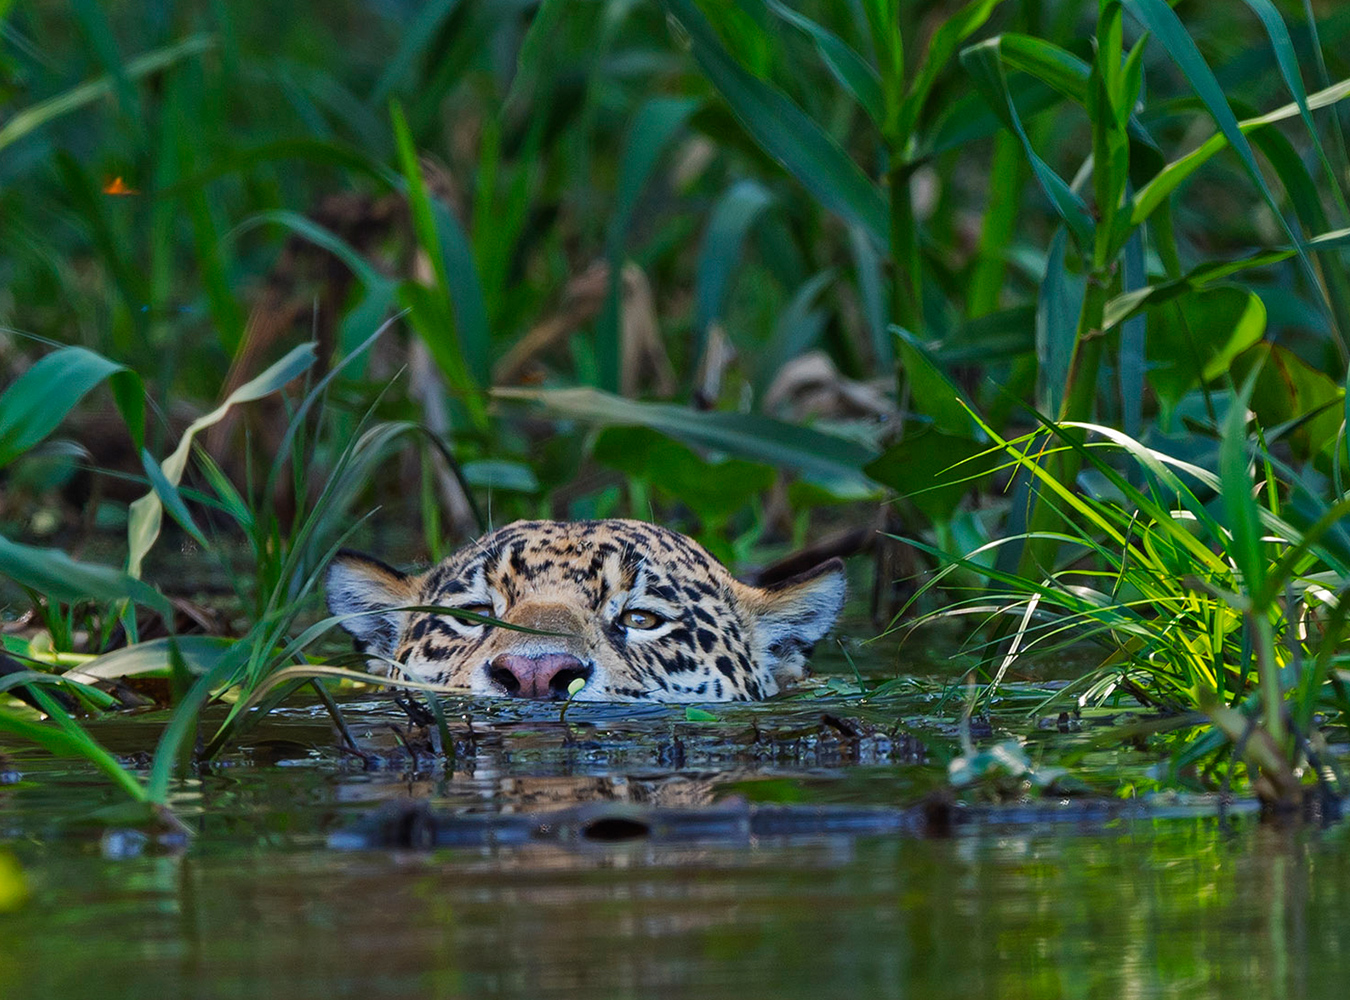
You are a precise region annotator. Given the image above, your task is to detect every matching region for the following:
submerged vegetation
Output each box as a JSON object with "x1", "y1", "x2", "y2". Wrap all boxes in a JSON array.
[{"x1": 1, "y1": 0, "x2": 1349, "y2": 818}]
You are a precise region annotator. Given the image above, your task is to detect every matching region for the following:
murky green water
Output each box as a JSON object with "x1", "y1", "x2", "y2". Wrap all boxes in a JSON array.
[{"x1": 4, "y1": 680, "x2": 1350, "y2": 1000}]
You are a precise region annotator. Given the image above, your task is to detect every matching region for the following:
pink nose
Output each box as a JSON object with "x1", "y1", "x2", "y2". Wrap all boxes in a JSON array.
[{"x1": 488, "y1": 653, "x2": 591, "y2": 699}]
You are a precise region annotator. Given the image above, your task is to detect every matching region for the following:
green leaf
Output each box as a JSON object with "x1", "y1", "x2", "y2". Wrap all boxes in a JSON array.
[
  {"x1": 493, "y1": 386, "x2": 878, "y2": 487},
  {"x1": 897, "y1": 0, "x2": 1005, "y2": 142},
  {"x1": 0, "y1": 346, "x2": 144, "y2": 468},
  {"x1": 755, "y1": 270, "x2": 835, "y2": 392},
  {"x1": 1035, "y1": 227, "x2": 1082, "y2": 416},
  {"x1": 1219, "y1": 378, "x2": 1265, "y2": 599},
  {"x1": 848, "y1": 223, "x2": 891, "y2": 366},
  {"x1": 960, "y1": 38, "x2": 1095, "y2": 252},
  {"x1": 593, "y1": 426, "x2": 775, "y2": 524},
  {"x1": 460, "y1": 460, "x2": 539, "y2": 493},
  {"x1": 1123, "y1": 0, "x2": 1330, "y2": 347},
  {"x1": 140, "y1": 449, "x2": 209, "y2": 549},
  {"x1": 663, "y1": 0, "x2": 890, "y2": 248},
  {"x1": 389, "y1": 100, "x2": 486, "y2": 428},
  {"x1": 0, "y1": 670, "x2": 117, "y2": 709},
  {"x1": 429, "y1": 197, "x2": 492, "y2": 386},
  {"x1": 1101, "y1": 226, "x2": 1350, "y2": 334},
  {"x1": 766, "y1": 0, "x2": 884, "y2": 123},
  {"x1": 0, "y1": 707, "x2": 148, "y2": 804},
  {"x1": 684, "y1": 706, "x2": 719, "y2": 722},
  {"x1": 232, "y1": 209, "x2": 388, "y2": 290},
  {"x1": 0, "y1": 535, "x2": 170, "y2": 617},
  {"x1": 126, "y1": 343, "x2": 317, "y2": 577},
  {"x1": 1239, "y1": 0, "x2": 1345, "y2": 217},
  {"x1": 63, "y1": 636, "x2": 236, "y2": 685},
  {"x1": 148, "y1": 642, "x2": 253, "y2": 802},
  {"x1": 893, "y1": 328, "x2": 982, "y2": 439},
  {"x1": 1231, "y1": 343, "x2": 1346, "y2": 461},
  {"x1": 599, "y1": 96, "x2": 699, "y2": 391},
  {"x1": 865, "y1": 429, "x2": 989, "y2": 524},
  {"x1": 920, "y1": 74, "x2": 1060, "y2": 160},
  {"x1": 1146, "y1": 287, "x2": 1266, "y2": 412},
  {"x1": 1130, "y1": 77, "x2": 1350, "y2": 225},
  {"x1": 369, "y1": 0, "x2": 463, "y2": 104}
]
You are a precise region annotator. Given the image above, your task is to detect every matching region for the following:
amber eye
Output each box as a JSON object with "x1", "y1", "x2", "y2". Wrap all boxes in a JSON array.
[
  {"x1": 618, "y1": 608, "x2": 664, "y2": 630},
  {"x1": 456, "y1": 604, "x2": 495, "y2": 621}
]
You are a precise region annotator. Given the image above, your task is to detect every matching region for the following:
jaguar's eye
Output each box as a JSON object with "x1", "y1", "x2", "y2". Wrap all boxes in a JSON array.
[
  {"x1": 456, "y1": 603, "x2": 495, "y2": 622},
  {"x1": 618, "y1": 608, "x2": 664, "y2": 630}
]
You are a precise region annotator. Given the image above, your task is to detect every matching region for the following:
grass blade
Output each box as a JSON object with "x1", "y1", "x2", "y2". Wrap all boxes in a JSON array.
[
  {"x1": 662, "y1": 0, "x2": 889, "y2": 248},
  {"x1": 0, "y1": 34, "x2": 214, "y2": 153}
]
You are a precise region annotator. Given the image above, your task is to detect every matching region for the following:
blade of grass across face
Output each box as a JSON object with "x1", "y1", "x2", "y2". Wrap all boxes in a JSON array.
[{"x1": 662, "y1": 0, "x2": 890, "y2": 249}]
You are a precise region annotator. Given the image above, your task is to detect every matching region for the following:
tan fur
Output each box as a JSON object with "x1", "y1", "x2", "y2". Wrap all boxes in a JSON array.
[{"x1": 326, "y1": 519, "x2": 845, "y2": 702}]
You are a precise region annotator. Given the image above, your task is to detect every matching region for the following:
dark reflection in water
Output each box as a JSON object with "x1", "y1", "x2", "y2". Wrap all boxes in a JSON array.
[{"x1": 3, "y1": 697, "x2": 1350, "y2": 999}]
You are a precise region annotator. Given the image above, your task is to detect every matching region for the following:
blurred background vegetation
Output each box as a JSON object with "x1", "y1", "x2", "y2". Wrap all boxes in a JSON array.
[{"x1": 3, "y1": 0, "x2": 1350, "y2": 801}]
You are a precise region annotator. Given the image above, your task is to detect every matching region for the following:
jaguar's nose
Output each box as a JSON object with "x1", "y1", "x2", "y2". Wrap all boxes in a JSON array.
[{"x1": 488, "y1": 652, "x2": 592, "y2": 699}]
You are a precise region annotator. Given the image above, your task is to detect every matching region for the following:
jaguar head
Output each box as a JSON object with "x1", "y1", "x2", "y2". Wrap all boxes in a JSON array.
[{"x1": 324, "y1": 519, "x2": 845, "y2": 702}]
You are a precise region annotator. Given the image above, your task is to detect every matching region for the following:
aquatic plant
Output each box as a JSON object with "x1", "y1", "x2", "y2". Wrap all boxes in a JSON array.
[{"x1": 898, "y1": 388, "x2": 1350, "y2": 807}]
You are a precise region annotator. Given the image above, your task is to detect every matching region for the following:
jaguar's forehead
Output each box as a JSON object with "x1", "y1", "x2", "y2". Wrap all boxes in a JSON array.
[{"x1": 420, "y1": 519, "x2": 734, "y2": 603}]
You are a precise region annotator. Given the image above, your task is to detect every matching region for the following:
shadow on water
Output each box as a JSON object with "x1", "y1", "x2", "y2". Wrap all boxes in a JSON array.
[{"x1": 2, "y1": 636, "x2": 1349, "y2": 998}]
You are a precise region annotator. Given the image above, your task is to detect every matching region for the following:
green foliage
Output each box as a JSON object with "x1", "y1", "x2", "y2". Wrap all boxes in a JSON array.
[{"x1": 900, "y1": 404, "x2": 1350, "y2": 806}]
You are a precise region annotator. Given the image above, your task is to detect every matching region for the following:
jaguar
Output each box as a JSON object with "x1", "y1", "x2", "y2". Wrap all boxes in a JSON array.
[{"x1": 325, "y1": 518, "x2": 845, "y2": 701}]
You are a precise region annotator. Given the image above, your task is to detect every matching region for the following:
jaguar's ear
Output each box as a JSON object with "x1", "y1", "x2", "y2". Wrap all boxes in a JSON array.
[
  {"x1": 739, "y1": 558, "x2": 846, "y2": 680},
  {"x1": 325, "y1": 549, "x2": 417, "y2": 660}
]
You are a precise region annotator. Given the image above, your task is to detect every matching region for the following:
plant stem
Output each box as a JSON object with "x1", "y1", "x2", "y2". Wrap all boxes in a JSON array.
[
  {"x1": 887, "y1": 161, "x2": 921, "y2": 335},
  {"x1": 1017, "y1": 269, "x2": 1111, "y2": 578}
]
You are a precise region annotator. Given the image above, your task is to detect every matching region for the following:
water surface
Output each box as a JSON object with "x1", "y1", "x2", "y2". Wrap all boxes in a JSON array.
[{"x1": 3, "y1": 683, "x2": 1349, "y2": 1000}]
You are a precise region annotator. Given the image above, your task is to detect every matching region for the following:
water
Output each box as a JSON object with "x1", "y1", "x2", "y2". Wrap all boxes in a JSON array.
[{"x1": 3, "y1": 643, "x2": 1350, "y2": 998}]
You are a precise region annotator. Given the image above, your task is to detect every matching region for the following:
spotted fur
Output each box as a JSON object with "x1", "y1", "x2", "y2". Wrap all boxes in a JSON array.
[{"x1": 325, "y1": 519, "x2": 845, "y2": 702}]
